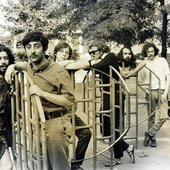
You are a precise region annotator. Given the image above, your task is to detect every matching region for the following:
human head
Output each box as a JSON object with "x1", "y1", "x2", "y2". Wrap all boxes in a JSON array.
[
  {"x1": 141, "y1": 42, "x2": 159, "y2": 58},
  {"x1": 53, "y1": 42, "x2": 73, "y2": 62},
  {"x1": 0, "y1": 45, "x2": 15, "y2": 74},
  {"x1": 22, "y1": 31, "x2": 48, "y2": 64},
  {"x1": 22, "y1": 31, "x2": 49, "y2": 52},
  {"x1": 88, "y1": 41, "x2": 110, "y2": 60},
  {"x1": 117, "y1": 46, "x2": 136, "y2": 68},
  {"x1": 15, "y1": 41, "x2": 27, "y2": 62}
]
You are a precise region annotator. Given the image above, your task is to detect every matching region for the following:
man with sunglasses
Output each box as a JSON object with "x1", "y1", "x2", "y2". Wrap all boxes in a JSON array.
[{"x1": 65, "y1": 41, "x2": 135, "y2": 166}]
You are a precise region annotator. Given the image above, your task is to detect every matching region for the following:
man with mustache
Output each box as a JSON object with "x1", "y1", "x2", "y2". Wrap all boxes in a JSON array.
[
  {"x1": 139, "y1": 42, "x2": 170, "y2": 148},
  {"x1": 5, "y1": 31, "x2": 75, "y2": 170},
  {"x1": 117, "y1": 46, "x2": 136, "y2": 78}
]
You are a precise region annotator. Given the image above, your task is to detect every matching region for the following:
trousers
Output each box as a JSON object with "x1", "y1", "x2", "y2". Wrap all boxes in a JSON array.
[
  {"x1": 72, "y1": 115, "x2": 92, "y2": 165},
  {"x1": 45, "y1": 114, "x2": 72, "y2": 170},
  {"x1": 101, "y1": 93, "x2": 129, "y2": 159},
  {"x1": 146, "y1": 90, "x2": 168, "y2": 137}
]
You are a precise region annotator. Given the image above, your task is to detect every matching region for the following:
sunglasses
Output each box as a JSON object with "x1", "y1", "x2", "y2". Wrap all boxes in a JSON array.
[{"x1": 89, "y1": 50, "x2": 99, "y2": 55}]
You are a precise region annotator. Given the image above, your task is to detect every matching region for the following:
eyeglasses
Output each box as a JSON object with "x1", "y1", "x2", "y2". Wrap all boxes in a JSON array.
[{"x1": 89, "y1": 50, "x2": 99, "y2": 55}]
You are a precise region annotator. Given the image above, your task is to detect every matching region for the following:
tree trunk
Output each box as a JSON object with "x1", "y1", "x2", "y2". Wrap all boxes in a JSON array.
[
  {"x1": 159, "y1": 0, "x2": 168, "y2": 58},
  {"x1": 161, "y1": 10, "x2": 168, "y2": 58}
]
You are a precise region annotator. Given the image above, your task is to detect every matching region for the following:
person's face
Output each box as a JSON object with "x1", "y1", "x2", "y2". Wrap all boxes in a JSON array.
[
  {"x1": 55, "y1": 47, "x2": 70, "y2": 62},
  {"x1": 25, "y1": 41, "x2": 45, "y2": 64},
  {"x1": 146, "y1": 47, "x2": 155, "y2": 60},
  {"x1": 89, "y1": 46, "x2": 103, "y2": 60},
  {"x1": 0, "y1": 51, "x2": 9, "y2": 74},
  {"x1": 16, "y1": 43, "x2": 26, "y2": 61},
  {"x1": 16, "y1": 43, "x2": 25, "y2": 54},
  {"x1": 122, "y1": 48, "x2": 132, "y2": 60}
]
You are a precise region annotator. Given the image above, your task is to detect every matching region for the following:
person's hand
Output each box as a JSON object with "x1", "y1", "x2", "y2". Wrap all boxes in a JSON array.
[
  {"x1": 29, "y1": 85, "x2": 43, "y2": 96},
  {"x1": 161, "y1": 93, "x2": 167, "y2": 103},
  {"x1": 122, "y1": 72, "x2": 129, "y2": 79},
  {"x1": 5, "y1": 64, "x2": 15, "y2": 84}
]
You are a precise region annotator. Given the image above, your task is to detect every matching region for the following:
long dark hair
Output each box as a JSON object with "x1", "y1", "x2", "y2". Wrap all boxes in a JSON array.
[
  {"x1": 0, "y1": 45, "x2": 15, "y2": 65},
  {"x1": 117, "y1": 46, "x2": 136, "y2": 69}
]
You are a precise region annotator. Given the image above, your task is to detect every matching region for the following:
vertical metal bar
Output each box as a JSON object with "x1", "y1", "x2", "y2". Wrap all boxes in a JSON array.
[
  {"x1": 11, "y1": 76, "x2": 17, "y2": 161},
  {"x1": 20, "y1": 72, "x2": 27, "y2": 169},
  {"x1": 135, "y1": 73, "x2": 139, "y2": 149},
  {"x1": 15, "y1": 73, "x2": 23, "y2": 169},
  {"x1": 26, "y1": 76, "x2": 34, "y2": 169},
  {"x1": 92, "y1": 69, "x2": 97, "y2": 170},
  {"x1": 148, "y1": 70, "x2": 152, "y2": 131},
  {"x1": 109, "y1": 74, "x2": 115, "y2": 170},
  {"x1": 70, "y1": 71, "x2": 76, "y2": 161}
]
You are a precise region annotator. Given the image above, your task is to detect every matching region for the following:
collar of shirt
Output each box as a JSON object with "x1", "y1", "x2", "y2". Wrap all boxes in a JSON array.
[
  {"x1": 30, "y1": 56, "x2": 51, "y2": 73},
  {"x1": 101, "y1": 52, "x2": 109, "y2": 59}
]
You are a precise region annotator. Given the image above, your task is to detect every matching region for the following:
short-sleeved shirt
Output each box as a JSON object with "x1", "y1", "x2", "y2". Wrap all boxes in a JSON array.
[{"x1": 26, "y1": 59, "x2": 75, "y2": 113}]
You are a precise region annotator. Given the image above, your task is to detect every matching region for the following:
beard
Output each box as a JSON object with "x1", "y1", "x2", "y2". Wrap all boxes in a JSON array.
[
  {"x1": 0, "y1": 66, "x2": 7, "y2": 75},
  {"x1": 123, "y1": 58, "x2": 131, "y2": 67}
]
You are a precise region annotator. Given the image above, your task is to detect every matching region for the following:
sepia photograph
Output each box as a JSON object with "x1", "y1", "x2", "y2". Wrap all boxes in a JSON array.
[{"x1": 0, "y1": 0, "x2": 170, "y2": 170}]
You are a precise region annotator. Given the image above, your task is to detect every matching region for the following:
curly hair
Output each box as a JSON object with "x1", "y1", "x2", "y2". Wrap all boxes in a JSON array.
[
  {"x1": 141, "y1": 42, "x2": 159, "y2": 58},
  {"x1": 22, "y1": 31, "x2": 49, "y2": 52}
]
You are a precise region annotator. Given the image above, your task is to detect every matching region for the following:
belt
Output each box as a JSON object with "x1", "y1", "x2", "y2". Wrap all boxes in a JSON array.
[
  {"x1": 151, "y1": 89, "x2": 165, "y2": 93},
  {"x1": 45, "y1": 110, "x2": 67, "y2": 120}
]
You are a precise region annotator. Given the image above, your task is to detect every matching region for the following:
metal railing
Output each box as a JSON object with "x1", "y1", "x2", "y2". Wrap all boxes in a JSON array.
[
  {"x1": 11, "y1": 65, "x2": 161, "y2": 170},
  {"x1": 11, "y1": 71, "x2": 47, "y2": 170}
]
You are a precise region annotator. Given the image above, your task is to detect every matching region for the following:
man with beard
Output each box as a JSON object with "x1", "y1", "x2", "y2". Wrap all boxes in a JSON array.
[
  {"x1": 0, "y1": 44, "x2": 14, "y2": 170},
  {"x1": 117, "y1": 46, "x2": 136, "y2": 78}
]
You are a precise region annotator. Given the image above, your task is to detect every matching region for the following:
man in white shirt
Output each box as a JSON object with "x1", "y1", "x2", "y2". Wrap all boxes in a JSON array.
[{"x1": 140, "y1": 42, "x2": 170, "y2": 147}]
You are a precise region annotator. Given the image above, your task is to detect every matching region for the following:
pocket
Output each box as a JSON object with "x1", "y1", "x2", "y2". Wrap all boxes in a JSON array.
[{"x1": 61, "y1": 116, "x2": 73, "y2": 138}]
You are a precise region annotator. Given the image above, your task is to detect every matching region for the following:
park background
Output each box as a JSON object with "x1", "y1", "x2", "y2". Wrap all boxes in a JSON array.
[{"x1": 0, "y1": 1, "x2": 170, "y2": 170}]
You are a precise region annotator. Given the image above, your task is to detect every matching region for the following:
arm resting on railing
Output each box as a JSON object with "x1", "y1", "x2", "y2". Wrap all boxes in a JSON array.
[
  {"x1": 29, "y1": 85, "x2": 74, "y2": 107},
  {"x1": 5, "y1": 62, "x2": 27, "y2": 84}
]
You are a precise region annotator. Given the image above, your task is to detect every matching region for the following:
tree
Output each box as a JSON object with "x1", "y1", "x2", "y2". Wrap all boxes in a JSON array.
[
  {"x1": 2, "y1": 0, "x2": 161, "y2": 47},
  {"x1": 52, "y1": 0, "x2": 159, "y2": 46},
  {"x1": 2, "y1": 0, "x2": 63, "y2": 42},
  {"x1": 156, "y1": 0, "x2": 170, "y2": 58}
]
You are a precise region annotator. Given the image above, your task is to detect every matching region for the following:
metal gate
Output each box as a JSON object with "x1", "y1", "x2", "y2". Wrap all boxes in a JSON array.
[{"x1": 10, "y1": 66, "x2": 160, "y2": 170}]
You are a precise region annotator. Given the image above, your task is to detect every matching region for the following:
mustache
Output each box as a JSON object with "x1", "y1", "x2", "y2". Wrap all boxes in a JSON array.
[
  {"x1": 123, "y1": 57, "x2": 131, "y2": 62},
  {"x1": 30, "y1": 54, "x2": 38, "y2": 58},
  {"x1": 0, "y1": 64, "x2": 8, "y2": 67}
]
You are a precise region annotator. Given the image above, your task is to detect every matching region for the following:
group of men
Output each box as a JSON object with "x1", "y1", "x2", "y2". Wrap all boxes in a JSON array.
[{"x1": 0, "y1": 30, "x2": 170, "y2": 170}]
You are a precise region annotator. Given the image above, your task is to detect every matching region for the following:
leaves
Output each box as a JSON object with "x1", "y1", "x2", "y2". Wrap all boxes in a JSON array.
[{"x1": 1, "y1": 0, "x2": 168, "y2": 46}]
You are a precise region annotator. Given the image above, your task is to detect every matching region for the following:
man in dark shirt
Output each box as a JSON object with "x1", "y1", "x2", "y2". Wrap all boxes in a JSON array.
[
  {"x1": 65, "y1": 41, "x2": 135, "y2": 165},
  {"x1": 0, "y1": 44, "x2": 14, "y2": 170}
]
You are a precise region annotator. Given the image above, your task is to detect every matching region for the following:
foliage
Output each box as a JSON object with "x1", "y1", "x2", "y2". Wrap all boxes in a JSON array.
[
  {"x1": 1, "y1": 0, "x2": 166, "y2": 47},
  {"x1": 55, "y1": 0, "x2": 158, "y2": 46}
]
